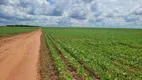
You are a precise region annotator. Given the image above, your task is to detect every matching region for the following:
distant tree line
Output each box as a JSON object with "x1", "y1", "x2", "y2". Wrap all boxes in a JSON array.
[{"x1": 6, "y1": 25, "x2": 40, "y2": 27}]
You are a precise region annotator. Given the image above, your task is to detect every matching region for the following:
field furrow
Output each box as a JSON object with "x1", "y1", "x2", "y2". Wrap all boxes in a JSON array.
[
  {"x1": 49, "y1": 34, "x2": 100, "y2": 80},
  {"x1": 43, "y1": 28, "x2": 142, "y2": 80}
]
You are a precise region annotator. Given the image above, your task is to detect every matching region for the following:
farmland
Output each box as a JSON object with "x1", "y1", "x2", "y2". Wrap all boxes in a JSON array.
[
  {"x1": 0, "y1": 27, "x2": 38, "y2": 37},
  {"x1": 0, "y1": 27, "x2": 142, "y2": 80},
  {"x1": 43, "y1": 28, "x2": 142, "y2": 80}
]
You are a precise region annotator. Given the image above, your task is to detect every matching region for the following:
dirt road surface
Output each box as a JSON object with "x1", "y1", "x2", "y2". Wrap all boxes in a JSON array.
[{"x1": 0, "y1": 29, "x2": 42, "y2": 80}]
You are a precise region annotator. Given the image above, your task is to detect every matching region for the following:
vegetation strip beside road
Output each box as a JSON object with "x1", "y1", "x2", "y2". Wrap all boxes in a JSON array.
[
  {"x1": 0, "y1": 27, "x2": 38, "y2": 37},
  {"x1": 40, "y1": 32, "x2": 59, "y2": 80}
]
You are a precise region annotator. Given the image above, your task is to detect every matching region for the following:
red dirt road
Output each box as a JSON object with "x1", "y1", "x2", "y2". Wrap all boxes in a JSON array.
[{"x1": 0, "y1": 29, "x2": 42, "y2": 80}]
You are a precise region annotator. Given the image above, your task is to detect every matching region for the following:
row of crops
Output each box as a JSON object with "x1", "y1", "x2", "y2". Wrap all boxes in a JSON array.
[{"x1": 43, "y1": 28, "x2": 142, "y2": 80}]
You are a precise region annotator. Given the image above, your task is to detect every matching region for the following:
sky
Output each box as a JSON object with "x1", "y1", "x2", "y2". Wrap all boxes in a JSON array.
[{"x1": 0, "y1": 0, "x2": 142, "y2": 28}]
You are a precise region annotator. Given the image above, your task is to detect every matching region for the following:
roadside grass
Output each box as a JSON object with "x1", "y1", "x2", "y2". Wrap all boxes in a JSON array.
[
  {"x1": 0, "y1": 27, "x2": 38, "y2": 37},
  {"x1": 40, "y1": 32, "x2": 59, "y2": 80}
]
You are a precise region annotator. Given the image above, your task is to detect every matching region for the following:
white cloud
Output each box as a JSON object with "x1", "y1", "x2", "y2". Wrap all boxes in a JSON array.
[
  {"x1": 68, "y1": 4, "x2": 89, "y2": 20},
  {"x1": 132, "y1": 6, "x2": 142, "y2": 15},
  {"x1": 0, "y1": 0, "x2": 142, "y2": 28},
  {"x1": 90, "y1": 1, "x2": 98, "y2": 12},
  {"x1": 0, "y1": 0, "x2": 9, "y2": 5}
]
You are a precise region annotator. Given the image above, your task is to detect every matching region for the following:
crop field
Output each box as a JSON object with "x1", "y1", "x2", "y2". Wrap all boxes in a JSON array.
[
  {"x1": 0, "y1": 27, "x2": 141, "y2": 80},
  {"x1": 0, "y1": 27, "x2": 38, "y2": 37},
  {"x1": 43, "y1": 28, "x2": 142, "y2": 80}
]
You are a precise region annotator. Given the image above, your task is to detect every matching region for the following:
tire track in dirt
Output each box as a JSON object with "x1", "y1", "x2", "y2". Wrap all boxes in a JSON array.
[
  {"x1": 0, "y1": 30, "x2": 38, "y2": 65},
  {"x1": 0, "y1": 30, "x2": 37, "y2": 48},
  {"x1": 5, "y1": 41, "x2": 33, "y2": 80},
  {"x1": 0, "y1": 28, "x2": 41, "y2": 80}
]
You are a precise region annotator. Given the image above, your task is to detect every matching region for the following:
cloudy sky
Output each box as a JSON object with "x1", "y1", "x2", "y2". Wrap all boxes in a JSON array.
[{"x1": 0, "y1": 0, "x2": 142, "y2": 28}]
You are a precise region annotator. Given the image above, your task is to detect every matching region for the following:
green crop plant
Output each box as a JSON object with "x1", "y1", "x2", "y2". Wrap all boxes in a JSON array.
[
  {"x1": 47, "y1": 34, "x2": 93, "y2": 80},
  {"x1": 45, "y1": 34, "x2": 74, "y2": 80},
  {"x1": 0, "y1": 27, "x2": 38, "y2": 37},
  {"x1": 43, "y1": 27, "x2": 142, "y2": 80}
]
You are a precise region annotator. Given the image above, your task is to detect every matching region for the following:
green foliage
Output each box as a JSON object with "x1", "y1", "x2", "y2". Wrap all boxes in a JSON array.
[
  {"x1": 45, "y1": 34, "x2": 74, "y2": 80},
  {"x1": 0, "y1": 27, "x2": 38, "y2": 37},
  {"x1": 47, "y1": 34, "x2": 92, "y2": 79},
  {"x1": 43, "y1": 28, "x2": 142, "y2": 80}
]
